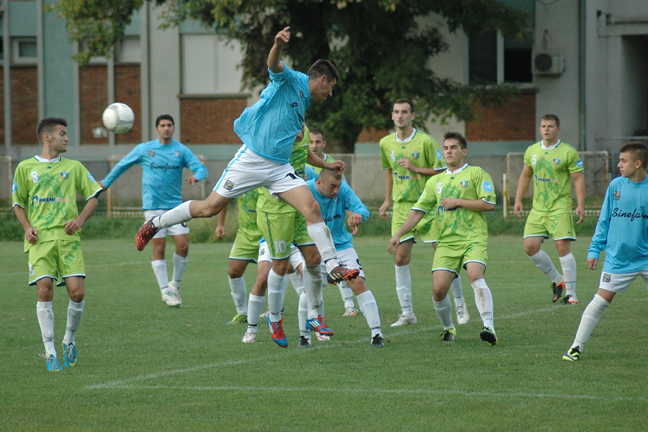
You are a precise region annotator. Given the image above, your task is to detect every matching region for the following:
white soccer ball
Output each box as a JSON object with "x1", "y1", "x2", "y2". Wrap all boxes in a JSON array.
[{"x1": 102, "y1": 103, "x2": 135, "y2": 134}]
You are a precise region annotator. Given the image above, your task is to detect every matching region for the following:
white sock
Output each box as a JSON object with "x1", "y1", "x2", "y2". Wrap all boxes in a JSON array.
[
  {"x1": 559, "y1": 253, "x2": 577, "y2": 299},
  {"x1": 279, "y1": 272, "x2": 291, "y2": 311},
  {"x1": 267, "y1": 269, "x2": 287, "y2": 322},
  {"x1": 307, "y1": 222, "x2": 338, "y2": 271},
  {"x1": 247, "y1": 294, "x2": 265, "y2": 326},
  {"x1": 450, "y1": 275, "x2": 465, "y2": 306},
  {"x1": 63, "y1": 299, "x2": 84, "y2": 346},
  {"x1": 572, "y1": 294, "x2": 609, "y2": 350},
  {"x1": 395, "y1": 264, "x2": 414, "y2": 316},
  {"x1": 299, "y1": 291, "x2": 309, "y2": 337},
  {"x1": 37, "y1": 301, "x2": 56, "y2": 357},
  {"x1": 156, "y1": 201, "x2": 193, "y2": 228},
  {"x1": 471, "y1": 278, "x2": 494, "y2": 329},
  {"x1": 228, "y1": 277, "x2": 248, "y2": 315},
  {"x1": 338, "y1": 282, "x2": 355, "y2": 308},
  {"x1": 357, "y1": 290, "x2": 381, "y2": 337},
  {"x1": 433, "y1": 295, "x2": 454, "y2": 330},
  {"x1": 303, "y1": 264, "x2": 323, "y2": 319},
  {"x1": 529, "y1": 250, "x2": 563, "y2": 284},
  {"x1": 288, "y1": 271, "x2": 305, "y2": 296},
  {"x1": 151, "y1": 260, "x2": 169, "y2": 293},
  {"x1": 172, "y1": 253, "x2": 188, "y2": 287}
]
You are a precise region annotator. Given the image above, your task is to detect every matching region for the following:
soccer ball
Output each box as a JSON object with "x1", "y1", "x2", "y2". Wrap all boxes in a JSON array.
[{"x1": 102, "y1": 103, "x2": 135, "y2": 134}]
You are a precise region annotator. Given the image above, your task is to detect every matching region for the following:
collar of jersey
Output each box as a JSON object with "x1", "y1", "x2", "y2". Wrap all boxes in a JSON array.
[
  {"x1": 34, "y1": 155, "x2": 61, "y2": 163},
  {"x1": 540, "y1": 139, "x2": 561, "y2": 150},
  {"x1": 395, "y1": 129, "x2": 417, "y2": 143},
  {"x1": 445, "y1": 163, "x2": 468, "y2": 175}
]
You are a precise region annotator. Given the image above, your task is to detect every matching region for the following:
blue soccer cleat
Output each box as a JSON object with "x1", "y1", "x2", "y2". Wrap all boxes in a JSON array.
[
  {"x1": 62, "y1": 342, "x2": 77, "y2": 368},
  {"x1": 42, "y1": 354, "x2": 64, "y2": 372},
  {"x1": 306, "y1": 316, "x2": 334, "y2": 336}
]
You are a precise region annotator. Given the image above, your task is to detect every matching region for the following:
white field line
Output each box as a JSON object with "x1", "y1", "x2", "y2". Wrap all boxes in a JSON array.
[{"x1": 1, "y1": 261, "x2": 150, "y2": 277}]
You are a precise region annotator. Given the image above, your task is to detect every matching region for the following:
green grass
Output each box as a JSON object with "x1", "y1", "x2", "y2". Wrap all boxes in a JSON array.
[{"x1": 2, "y1": 237, "x2": 647, "y2": 431}]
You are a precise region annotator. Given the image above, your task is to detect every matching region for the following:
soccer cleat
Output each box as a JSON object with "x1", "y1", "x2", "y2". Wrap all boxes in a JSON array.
[
  {"x1": 266, "y1": 316, "x2": 288, "y2": 348},
  {"x1": 168, "y1": 280, "x2": 182, "y2": 307},
  {"x1": 441, "y1": 328, "x2": 456, "y2": 343},
  {"x1": 306, "y1": 316, "x2": 334, "y2": 336},
  {"x1": 298, "y1": 336, "x2": 312, "y2": 348},
  {"x1": 62, "y1": 342, "x2": 77, "y2": 368},
  {"x1": 316, "y1": 333, "x2": 330, "y2": 341},
  {"x1": 455, "y1": 302, "x2": 470, "y2": 325},
  {"x1": 259, "y1": 309, "x2": 270, "y2": 319},
  {"x1": 242, "y1": 327, "x2": 257, "y2": 343},
  {"x1": 561, "y1": 295, "x2": 578, "y2": 305},
  {"x1": 480, "y1": 327, "x2": 498, "y2": 345},
  {"x1": 326, "y1": 265, "x2": 360, "y2": 285},
  {"x1": 227, "y1": 313, "x2": 248, "y2": 325},
  {"x1": 371, "y1": 334, "x2": 385, "y2": 348},
  {"x1": 161, "y1": 290, "x2": 181, "y2": 308},
  {"x1": 343, "y1": 306, "x2": 358, "y2": 317},
  {"x1": 390, "y1": 313, "x2": 417, "y2": 327},
  {"x1": 562, "y1": 346, "x2": 581, "y2": 362},
  {"x1": 41, "y1": 353, "x2": 63, "y2": 372},
  {"x1": 136, "y1": 217, "x2": 159, "y2": 251},
  {"x1": 552, "y1": 281, "x2": 565, "y2": 303}
]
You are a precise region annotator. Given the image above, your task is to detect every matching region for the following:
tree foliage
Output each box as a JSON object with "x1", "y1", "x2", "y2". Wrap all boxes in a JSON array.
[{"x1": 56, "y1": 0, "x2": 530, "y2": 150}]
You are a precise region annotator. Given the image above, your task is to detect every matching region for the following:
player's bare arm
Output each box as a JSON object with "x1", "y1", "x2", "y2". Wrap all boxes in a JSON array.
[
  {"x1": 441, "y1": 198, "x2": 495, "y2": 212},
  {"x1": 97, "y1": 180, "x2": 107, "y2": 190},
  {"x1": 184, "y1": 176, "x2": 199, "y2": 186},
  {"x1": 268, "y1": 27, "x2": 290, "y2": 73},
  {"x1": 64, "y1": 197, "x2": 99, "y2": 235},
  {"x1": 306, "y1": 150, "x2": 345, "y2": 174},
  {"x1": 215, "y1": 206, "x2": 227, "y2": 240},
  {"x1": 571, "y1": 172, "x2": 586, "y2": 223},
  {"x1": 513, "y1": 164, "x2": 534, "y2": 217},
  {"x1": 397, "y1": 158, "x2": 444, "y2": 176},
  {"x1": 387, "y1": 210, "x2": 426, "y2": 254},
  {"x1": 14, "y1": 206, "x2": 38, "y2": 244},
  {"x1": 379, "y1": 169, "x2": 393, "y2": 220}
]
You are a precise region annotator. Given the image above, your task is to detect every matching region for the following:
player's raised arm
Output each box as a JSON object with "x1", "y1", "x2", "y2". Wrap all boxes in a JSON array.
[{"x1": 268, "y1": 27, "x2": 290, "y2": 73}]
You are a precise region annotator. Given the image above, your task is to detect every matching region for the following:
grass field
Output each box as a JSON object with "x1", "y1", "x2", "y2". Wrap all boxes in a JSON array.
[{"x1": 2, "y1": 236, "x2": 648, "y2": 431}]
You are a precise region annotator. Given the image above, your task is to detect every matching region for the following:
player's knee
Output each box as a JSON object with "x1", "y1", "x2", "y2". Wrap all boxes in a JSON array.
[
  {"x1": 524, "y1": 243, "x2": 539, "y2": 256},
  {"x1": 176, "y1": 244, "x2": 189, "y2": 256},
  {"x1": 228, "y1": 268, "x2": 244, "y2": 278}
]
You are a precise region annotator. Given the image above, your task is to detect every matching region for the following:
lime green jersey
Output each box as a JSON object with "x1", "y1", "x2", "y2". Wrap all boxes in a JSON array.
[
  {"x1": 258, "y1": 126, "x2": 310, "y2": 214},
  {"x1": 236, "y1": 188, "x2": 260, "y2": 233},
  {"x1": 12, "y1": 156, "x2": 102, "y2": 251},
  {"x1": 380, "y1": 129, "x2": 446, "y2": 203},
  {"x1": 523, "y1": 141, "x2": 583, "y2": 214},
  {"x1": 413, "y1": 164, "x2": 495, "y2": 245}
]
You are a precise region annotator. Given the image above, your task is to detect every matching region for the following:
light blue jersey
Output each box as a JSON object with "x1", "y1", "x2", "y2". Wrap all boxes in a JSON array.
[
  {"x1": 588, "y1": 176, "x2": 648, "y2": 273},
  {"x1": 304, "y1": 166, "x2": 319, "y2": 181},
  {"x1": 234, "y1": 63, "x2": 310, "y2": 164},
  {"x1": 102, "y1": 139, "x2": 208, "y2": 210},
  {"x1": 306, "y1": 179, "x2": 369, "y2": 251}
]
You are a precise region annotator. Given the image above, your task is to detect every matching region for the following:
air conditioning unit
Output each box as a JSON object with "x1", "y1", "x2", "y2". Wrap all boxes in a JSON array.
[{"x1": 533, "y1": 51, "x2": 565, "y2": 75}]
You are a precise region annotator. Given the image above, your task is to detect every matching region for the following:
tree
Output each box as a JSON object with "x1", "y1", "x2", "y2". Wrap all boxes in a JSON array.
[{"x1": 57, "y1": 0, "x2": 530, "y2": 151}]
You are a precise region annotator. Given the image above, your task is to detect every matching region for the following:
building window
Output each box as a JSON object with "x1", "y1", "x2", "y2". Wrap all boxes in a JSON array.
[
  {"x1": 181, "y1": 34, "x2": 243, "y2": 95},
  {"x1": 117, "y1": 38, "x2": 140, "y2": 63},
  {"x1": 469, "y1": 30, "x2": 532, "y2": 85},
  {"x1": 13, "y1": 38, "x2": 38, "y2": 64}
]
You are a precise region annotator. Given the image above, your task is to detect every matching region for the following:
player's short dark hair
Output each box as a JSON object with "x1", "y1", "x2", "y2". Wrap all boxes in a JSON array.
[
  {"x1": 37, "y1": 117, "x2": 67, "y2": 144},
  {"x1": 620, "y1": 141, "x2": 648, "y2": 169},
  {"x1": 307, "y1": 60, "x2": 338, "y2": 83},
  {"x1": 444, "y1": 131, "x2": 467, "y2": 149},
  {"x1": 155, "y1": 114, "x2": 175, "y2": 128},
  {"x1": 310, "y1": 129, "x2": 325, "y2": 140},
  {"x1": 394, "y1": 98, "x2": 414, "y2": 113},
  {"x1": 318, "y1": 168, "x2": 342, "y2": 182},
  {"x1": 541, "y1": 114, "x2": 560, "y2": 128}
]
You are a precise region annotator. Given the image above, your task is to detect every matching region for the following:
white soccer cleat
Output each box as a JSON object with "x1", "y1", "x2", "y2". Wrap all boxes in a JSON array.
[
  {"x1": 316, "y1": 333, "x2": 331, "y2": 341},
  {"x1": 455, "y1": 302, "x2": 470, "y2": 325},
  {"x1": 168, "y1": 280, "x2": 182, "y2": 306},
  {"x1": 390, "y1": 313, "x2": 417, "y2": 327},
  {"x1": 161, "y1": 290, "x2": 181, "y2": 308},
  {"x1": 242, "y1": 327, "x2": 257, "y2": 343},
  {"x1": 343, "y1": 306, "x2": 358, "y2": 317}
]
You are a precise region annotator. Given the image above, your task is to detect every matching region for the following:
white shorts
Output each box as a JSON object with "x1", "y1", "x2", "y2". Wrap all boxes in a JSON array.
[
  {"x1": 214, "y1": 146, "x2": 306, "y2": 198},
  {"x1": 319, "y1": 247, "x2": 365, "y2": 280},
  {"x1": 598, "y1": 269, "x2": 648, "y2": 293},
  {"x1": 145, "y1": 210, "x2": 190, "y2": 238},
  {"x1": 258, "y1": 241, "x2": 304, "y2": 270}
]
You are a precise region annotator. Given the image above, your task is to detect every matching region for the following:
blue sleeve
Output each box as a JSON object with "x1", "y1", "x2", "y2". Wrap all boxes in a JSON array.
[
  {"x1": 588, "y1": 184, "x2": 612, "y2": 259},
  {"x1": 268, "y1": 62, "x2": 291, "y2": 85},
  {"x1": 182, "y1": 147, "x2": 208, "y2": 181},
  {"x1": 305, "y1": 166, "x2": 319, "y2": 181},
  {"x1": 102, "y1": 145, "x2": 143, "y2": 188},
  {"x1": 341, "y1": 183, "x2": 370, "y2": 222}
]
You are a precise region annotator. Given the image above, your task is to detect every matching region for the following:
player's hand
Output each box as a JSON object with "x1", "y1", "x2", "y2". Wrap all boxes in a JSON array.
[
  {"x1": 98, "y1": 180, "x2": 107, "y2": 190},
  {"x1": 214, "y1": 225, "x2": 226, "y2": 240},
  {"x1": 397, "y1": 158, "x2": 416, "y2": 173},
  {"x1": 387, "y1": 236, "x2": 399, "y2": 255},
  {"x1": 25, "y1": 226, "x2": 38, "y2": 244},
  {"x1": 326, "y1": 159, "x2": 345, "y2": 174},
  {"x1": 64, "y1": 219, "x2": 83, "y2": 235},
  {"x1": 575, "y1": 206, "x2": 585, "y2": 224},
  {"x1": 513, "y1": 201, "x2": 524, "y2": 218},
  {"x1": 587, "y1": 258, "x2": 598, "y2": 270},
  {"x1": 275, "y1": 27, "x2": 291, "y2": 47},
  {"x1": 185, "y1": 176, "x2": 199, "y2": 186},
  {"x1": 347, "y1": 213, "x2": 362, "y2": 234},
  {"x1": 440, "y1": 197, "x2": 459, "y2": 210},
  {"x1": 379, "y1": 201, "x2": 391, "y2": 220}
]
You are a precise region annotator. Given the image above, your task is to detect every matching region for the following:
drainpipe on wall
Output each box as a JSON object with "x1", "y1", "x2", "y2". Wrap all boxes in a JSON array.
[
  {"x1": 3, "y1": 0, "x2": 11, "y2": 151},
  {"x1": 579, "y1": 0, "x2": 586, "y2": 151}
]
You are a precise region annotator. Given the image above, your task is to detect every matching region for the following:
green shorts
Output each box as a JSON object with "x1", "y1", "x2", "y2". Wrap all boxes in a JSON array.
[
  {"x1": 432, "y1": 242, "x2": 488, "y2": 275},
  {"x1": 392, "y1": 201, "x2": 438, "y2": 244},
  {"x1": 523, "y1": 210, "x2": 576, "y2": 241},
  {"x1": 28, "y1": 240, "x2": 85, "y2": 286},
  {"x1": 258, "y1": 210, "x2": 313, "y2": 260},
  {"x1": 229, "y1": 228, "x2": 263, "y2": 262}
]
